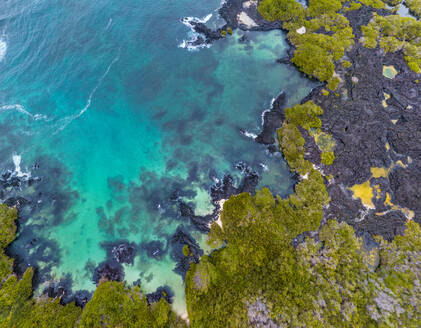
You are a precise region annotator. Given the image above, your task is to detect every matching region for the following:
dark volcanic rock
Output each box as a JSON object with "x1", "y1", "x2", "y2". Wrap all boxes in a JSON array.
[
  {"x1": 93, "y1": 260, "x2": 124, "y2": 284},
  {"x1": 179, "y1": 162, "x2": 259, "y2": 233},
  {"x1": 219, "y1": 0, "x2": 283, "y2": 31},
  {"x1": 183, "y1": 0, "x2": 285, "y2": 49},
  {"x1": 111, "y1": 243, "x2": 136, "y2": 264},
  {"x1": 211, "y1": 163, "x2": 259, "y2": 201},
  {"x1": 43, "y1": 276, "x2": 92, "y2": 308},
  {"x1": 70, "y1": 290, "x2": 92, "y2": 307},
  {"x1": 170, "y1": 227, "x2": 203, "y2": 279},
  {"x1": 300, "y1": 6, "x2": 421, "y2": 239},
  {"x1": 146, "y1": 286, "x2": 174, "y2": 305},
  {"x1": 101, "y1": 241, "x2": 137, "y2": 264},
  {"x1": 256, "y1": 92, "x2": 287, "y2": 145},
  {"x1": 389, "y1": 166, "x2": 421, "y2": 223},
  {"x1": 142, "y1": 240, "x2": 167, "y2": 259}
]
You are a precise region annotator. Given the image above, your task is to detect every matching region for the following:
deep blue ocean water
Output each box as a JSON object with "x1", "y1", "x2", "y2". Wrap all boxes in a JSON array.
[{"x1": 0, "y1": 0, "x2": 314, "y2": 314}]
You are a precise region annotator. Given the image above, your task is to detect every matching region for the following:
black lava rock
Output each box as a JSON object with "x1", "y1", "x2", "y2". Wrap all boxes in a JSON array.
[{"x1": 93, "y1": 260, "x2": 124, "y2": 284}]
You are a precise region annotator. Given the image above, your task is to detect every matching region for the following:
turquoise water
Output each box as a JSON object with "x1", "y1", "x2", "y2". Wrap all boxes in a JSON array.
[{"x1": 0, "y1": 0, "x2": 314, "y2": 314}]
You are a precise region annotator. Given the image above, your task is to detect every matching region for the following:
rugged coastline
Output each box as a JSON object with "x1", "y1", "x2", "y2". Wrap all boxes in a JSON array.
[
  {"x1": 0, "y1": 0, "x2": 420, "y2": 326},
  {"x1": 206, "y1": 0, "x2": 421, "y2": 241},
  {"x1": 190, "y1": 0, "x2": 421, "y2": 240},
  {"x1": 185, "y1": 0, "x2": 421, "y2": 327}
]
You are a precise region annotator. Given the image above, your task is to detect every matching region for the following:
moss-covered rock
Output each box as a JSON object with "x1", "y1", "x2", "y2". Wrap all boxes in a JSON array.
[
  {"x1": 361, "y1": 14, "x2": 421, "y2": 73},
  {"x1": 321, "y1": 151, "x2": 335, "y2": 165}
]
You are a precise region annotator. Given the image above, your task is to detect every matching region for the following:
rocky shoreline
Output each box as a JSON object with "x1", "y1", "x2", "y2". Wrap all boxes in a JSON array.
[
  {"x1": 0, "y1": 0, "x2": 419, "y2": 316},
  {"x1": 197, "y1": 0, "x2": 421, "y2": 241},
  {"x1": 182, "y1": 0, "x2": 284, "y2": 48},
  {"x1": 301, "y1": 7, "x2": 420, "y2": 241}
]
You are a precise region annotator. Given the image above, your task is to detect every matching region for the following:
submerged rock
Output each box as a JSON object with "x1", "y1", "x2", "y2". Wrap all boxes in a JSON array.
[
  {"x1": 101, "y1": 241, "x2": 137, "y2": 264},
  {"x1": 93, "y1": 260, "x2": 124, "y2": 284},
  {"x1": 183, "y1": 0, "x2": 284, "y2": 49},
  {"x1": 142, "y1": 240, "x2": 167, "y2": 259},
  {"x1": 170, "y1": 227, "x2": 203, "y2": 279},
  {"x1": 70, "y1": 290, "x2": 92, "y2": 307},
  {"x1": 146, "y1": 286, "x2": 174, "y2": 305},
  {"x1": 111, "y1": 243, "x2": 136, "y2": 264}
]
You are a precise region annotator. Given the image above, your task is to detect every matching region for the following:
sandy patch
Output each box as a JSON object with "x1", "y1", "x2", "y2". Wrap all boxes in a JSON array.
[
  {"x1": 237, "y1": 12, "x2": 258, "y2": 28},
  {"x1": 243, "y1": 0, "x2": 257, "y2": 8}
]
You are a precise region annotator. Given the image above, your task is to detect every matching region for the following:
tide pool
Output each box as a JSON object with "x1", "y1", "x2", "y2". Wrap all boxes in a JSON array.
[{"x1": 0, "y1": 0, "x2": 314, "y2": 314}]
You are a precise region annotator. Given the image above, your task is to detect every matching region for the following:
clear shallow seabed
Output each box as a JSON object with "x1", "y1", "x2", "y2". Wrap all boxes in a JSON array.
[{"x1": 0, "y1": 0, "x2": 314, "y2": 314}]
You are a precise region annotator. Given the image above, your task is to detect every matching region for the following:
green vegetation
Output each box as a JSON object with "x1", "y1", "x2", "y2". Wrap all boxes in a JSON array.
[
  {"x1": 342, "y1": 59, "x2": 352, "y2": 68},
  {"x1": 186, "y1": 187, "x2": 421, "y2": 326},
  {"x1": 258, "y1": 0, "x2": 355, "y2": 89},
  {"x1": 186, "y1": 95, "x2": 420, "y2": 327},
  {"x1": 227, "y1": 27, "x2": 233, "y2": 34},
  {"x1": 361, "y1": 14, "x2": 421, "y2": 73},
  {"x1": 259, "y1": 0, "x2": 420, "y2": 85},
  {"x1": 279, "y1": 101, "x2": 332, "y2": 174},
  {"x1": 182, "y1": 245, "x2": 190, "y2": 257},
  {"x1": 0, "y1": 2, "x2": 419, "y2": 327},
  {"x1": 0, "y1": 204, "x2": 185, "y2": 327},
  {"x1": 283, "y1": 101, "x2": 323, "y2": 131},
  {"x1": 186, "y1": 101, "x2": 330, "y2": 326},
  {"x1": 80, "y1": 282, "x2": 186, "y2": 328},
  {"x1": 321, "y1": 151, "x2": 335, "y2": 165},
  {"x1": 0, "y1": 205, "x2": 17, "y2": 283},
  {"x1": 405, "y1": 0, "x2": 421, "y2": 18}
]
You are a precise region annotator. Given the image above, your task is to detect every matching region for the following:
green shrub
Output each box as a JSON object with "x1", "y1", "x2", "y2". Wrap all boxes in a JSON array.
[
  {"x1": 405, "y1": 0, "x2": 421, "y2": 18},
  {"x1": 342, "y1": 60, "x2": 352, "y2": 68},
  {"x1": 292, "y1": 43, "x2": 335, "y2": 81},
  {"x1": 361, "y1": 14, "x2": 421, "y2": 73},
  {"x1": 0, "y1": 204, "x2": 17, "y2": 249},
  {"x1": 182, "y1": 245, "x2": 190, "y2": 257},
  {"x1": 80, "y1": 282, "x2": 186, "y2": 328},
  {"x1": 321, "y1": 151, "x2": 335, "y2": 165},
  {"x1": 327, "y1": 76, "x2": 341, "y2": 90}
]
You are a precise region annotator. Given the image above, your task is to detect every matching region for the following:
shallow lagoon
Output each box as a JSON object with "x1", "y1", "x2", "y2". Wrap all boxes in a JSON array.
[{"x1": 0, "y1": 0, "x2": 314, "y2": 314}]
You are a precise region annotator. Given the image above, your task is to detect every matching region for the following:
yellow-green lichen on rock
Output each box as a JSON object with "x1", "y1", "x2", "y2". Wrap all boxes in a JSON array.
[
  {"x1": 362, "y1": 14, "x2": 421, "y2": 73},
  {"x1": 349, "y1": 180, "x2": 375, "y2": 208},
  {"x1": 383, "y1": 65, "x2": 399, "y2": 79}
]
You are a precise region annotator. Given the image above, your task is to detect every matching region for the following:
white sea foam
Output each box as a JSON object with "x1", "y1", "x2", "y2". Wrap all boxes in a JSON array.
[
  {"x1": 0, "y1": 103, "x2": 50, "y2": 122},
  {"x1": 180, "y1": 14, "x2": 213, "y2": 28},
  {"x1": 259, "y1": 163, "x2": 268, "y2": 171},
  {"x1": 261, "y1": 91, "x2": 284, "y2": 125},
  {"x1": 0, "y1": 35, "x2": 7, "y2": 62},
  {"x1": 0, "y1": 104, "x2": 32, "y2": 117},
  {"x1": 212, "y1": 177, "x2": 220, "y2": 184},
  {"x1": 12, "y1": 154, "x2": 23, "y2": 177},
  {"x1": 33, "y1": 113, "x2": 50, "y2": 121},
  {"x1": 55, "y1": 51, "x2": 120, "y2": 133},
  {"x1": 178, "y1": 37, "x2": 212, "y2": 51},
  {"x1": 106, "y1": 18, "x2": 113, "y2": 30},
  {"x1": 260, "y1": 109, "x2": 270, "y2": 126},
  {"x1": 241, "y1": 130, "x2": 257, "y2": 139},
  {"x1": 179, "y1": 14, "x2": 213, "y2": 52},
  {"x1": 12, "y1": 153, "x2": 31, "y2": 178}
]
